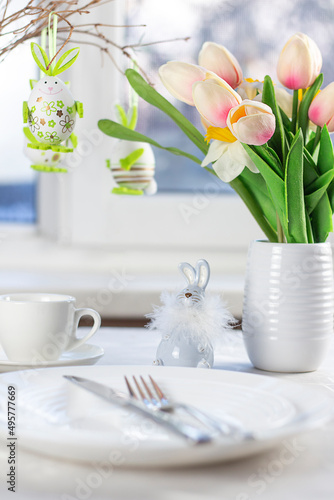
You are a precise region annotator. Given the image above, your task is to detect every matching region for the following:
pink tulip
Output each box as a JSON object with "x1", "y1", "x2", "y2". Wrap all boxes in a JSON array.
[
  {"x1": 227, "y1": 100, "x2": 276, "y2": 146},
  {"x1": 308, "y1": 82, "x2": 334, "y2": 132},
  {"x1": 192, "y1": 79, "x2": 242, "y2": 128},
  {"x1": 198, "y1": 42, "x2": 243, "y2": 89},
  {"x1": 277, "y1": 33, "x2": 322, "y2": 90},
  {"x1": 159, "y1": 62, "x2": 225, "y2": 106}
]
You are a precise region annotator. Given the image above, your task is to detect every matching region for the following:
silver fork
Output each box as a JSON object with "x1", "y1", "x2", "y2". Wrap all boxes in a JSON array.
[{"x1": 125, "y1": 375, "x2": 253, "y2": 439}]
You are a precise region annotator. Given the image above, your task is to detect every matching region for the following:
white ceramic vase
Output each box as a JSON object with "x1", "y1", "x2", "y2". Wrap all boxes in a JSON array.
[{"x1": 242, "y1": 240, "x2": 334, "y2": 373}]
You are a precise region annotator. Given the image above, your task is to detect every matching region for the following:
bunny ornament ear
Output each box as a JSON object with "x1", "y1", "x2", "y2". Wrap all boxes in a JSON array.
[
  {"x1": 195, "y1": 259, "x2": 210, "y2": 291},
  {"x1": 178, "y1": 262, "x2": 196, "y2": 286}
]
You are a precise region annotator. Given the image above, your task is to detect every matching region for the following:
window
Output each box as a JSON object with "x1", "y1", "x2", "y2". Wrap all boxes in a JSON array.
[
  {"x1": 2, "y1": 0, "x2": 333, "y2": 319},
  {"x1": 0, "y1": 27, "x2": 37, "y2": 223},
  {"x1": 5, "y1": 0, "x2": 334, "y2": 250},
  {"x1": 124, "y1": 0, "x2": 334, "y2": 195}
]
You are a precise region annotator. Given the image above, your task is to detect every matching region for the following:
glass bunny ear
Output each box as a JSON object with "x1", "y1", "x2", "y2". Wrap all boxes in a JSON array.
[
  {"x1": 195, "y1": 259, "x2": 210, "y2": 290},
  {"x1": 53, "y1": 47, "x2": 80, "y2": 76},
  {"x1": 31, "y1": 43, "x2": 50, "y2": 75},
  {"x1": 178, "y1": 262, "x2": 196, "y2": 285}
]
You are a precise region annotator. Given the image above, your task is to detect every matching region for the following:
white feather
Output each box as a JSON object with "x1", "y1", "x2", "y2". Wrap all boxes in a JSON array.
[{"x1": 146, "y1": 291, "x2": 236, "y2": 347}]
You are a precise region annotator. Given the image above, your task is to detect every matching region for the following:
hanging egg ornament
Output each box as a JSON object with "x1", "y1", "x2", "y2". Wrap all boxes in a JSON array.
[
  {"x1": 27, "y1": 76, "x2": 76, "y2": 145},
  {"x1": 109, "y1": 141, "x2": 157, "y2": 195},
  {"x1": 23, "y1": 41, "x2": 83, "y2": 172}
]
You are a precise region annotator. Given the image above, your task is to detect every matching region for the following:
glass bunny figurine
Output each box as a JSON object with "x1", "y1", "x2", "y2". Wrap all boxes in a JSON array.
[{"x1": 151, "y1": 259, "x2": 214, "y2": 368}]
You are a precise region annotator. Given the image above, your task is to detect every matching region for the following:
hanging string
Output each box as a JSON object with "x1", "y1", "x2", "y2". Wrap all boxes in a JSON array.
[
  {"x1": 45, "y1": 12, "x2": 73, "y2": 74},
  {"x1": 40, "y1": 27, "x2": 47, "y2": 79}
]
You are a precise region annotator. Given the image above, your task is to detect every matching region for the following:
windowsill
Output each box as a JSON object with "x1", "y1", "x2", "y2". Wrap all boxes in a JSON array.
[{"x1": 0, "y1": 226, "x2": 246, "y2": 318}]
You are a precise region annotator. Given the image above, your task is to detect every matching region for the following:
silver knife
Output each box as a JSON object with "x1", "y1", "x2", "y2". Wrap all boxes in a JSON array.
[{"x1": 63, "y1": 375, "x2": 212, "y2": 444}]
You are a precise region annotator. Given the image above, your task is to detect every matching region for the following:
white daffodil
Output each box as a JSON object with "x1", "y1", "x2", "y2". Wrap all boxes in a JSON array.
[{"x1": 201, "y1": 127, "x2": 258, "y2": 182}]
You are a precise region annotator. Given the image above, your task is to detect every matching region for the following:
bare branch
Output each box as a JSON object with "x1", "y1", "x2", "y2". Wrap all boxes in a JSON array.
[{"x1": 0, "y1": 0, "x2": 190, "y2": 82}]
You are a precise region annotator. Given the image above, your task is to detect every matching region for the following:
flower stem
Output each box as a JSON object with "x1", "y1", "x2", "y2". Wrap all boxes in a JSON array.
[
  {"x1": 229, "y1": 177, "x2": 278, "y2": 242},
  {"x1": 291, "y1": 89, "x2": 299, "y2": 134},
  {"x1": 276, "y1": 213, "x2": 285, "y2": 243},
  {"x1": 312, "y1": 125, "x2": 322, "y2": 154}
]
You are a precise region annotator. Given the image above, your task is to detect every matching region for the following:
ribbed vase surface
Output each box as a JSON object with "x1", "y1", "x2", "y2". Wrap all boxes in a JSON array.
[{"x1": 242, "y1": 241, "x2": 334, "y2": 372}]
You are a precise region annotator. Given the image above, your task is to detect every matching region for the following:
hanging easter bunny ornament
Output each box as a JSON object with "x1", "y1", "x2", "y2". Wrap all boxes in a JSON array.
[
  {"x1": 105, "y1": 60, "x2": 157, "y2": 195},
  {"x1": 23, "y1": 14, "x2": 83, "y2": 172},
  {"x1": 148, "y1": 259, "x2": 234, "y2": 368}
]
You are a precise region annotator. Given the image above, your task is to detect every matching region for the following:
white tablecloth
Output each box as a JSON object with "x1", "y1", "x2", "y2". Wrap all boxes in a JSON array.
[{"x1": 1, "y1": 327, "x2": 334, "y2": 500}]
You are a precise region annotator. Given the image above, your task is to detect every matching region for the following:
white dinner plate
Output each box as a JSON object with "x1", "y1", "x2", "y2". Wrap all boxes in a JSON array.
[
  {"x1": 0, "y1": 365, "x2": 332, "y2": 467},
  {"x1": 0, "y1": 344, "x2": 104, "y2": 372}
]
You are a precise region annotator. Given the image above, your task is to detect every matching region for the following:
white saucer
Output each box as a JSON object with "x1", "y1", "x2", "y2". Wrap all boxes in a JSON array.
[{"x1": 0, "y1": 343, "x2": 104, "y2": 372}]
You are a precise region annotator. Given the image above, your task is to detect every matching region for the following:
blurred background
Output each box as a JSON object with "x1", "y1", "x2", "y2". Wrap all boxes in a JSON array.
[{"x1": 0, "y1": 0, "x2": 333, "y2": 324}]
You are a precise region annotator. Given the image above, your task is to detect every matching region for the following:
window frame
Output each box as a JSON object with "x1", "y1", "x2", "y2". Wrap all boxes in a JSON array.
[{"x1": 36, "y1": 0, "x2": 265, "y2": 254}]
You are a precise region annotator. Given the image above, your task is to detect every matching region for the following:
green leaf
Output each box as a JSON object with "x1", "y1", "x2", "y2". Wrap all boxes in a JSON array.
[
  {"x1": 98, "y1": 119, "x2": 203, "y2": 164},
  {"x1": 298, "y1": 73, "x2": 323, "y2": 140},
  {"x1": 31, "y1": 43, "x2": 49, "y2": 75},
  {"x1": 305, "y1": 130, "x2": 316, "y2": 153},
  {"x1": 303, "y1": 147, "x2": 318, "y2": 186},
  {"x1": 250, "y1": 144, "x2": 283, "y2": 178},
  {"x1": 305, "y1": 171, "x2": 334, "y2": 214},
  {"x1": 317, "y1": 125, "x2": 334, "y2": 211},
  {"x1": 279, "y1": 106, "x2": 291, "y2": 132},
  {"x1": 242, "y1": 143, "x2": 287, "y2": 235},
  {"x1": 53, "y1": 48, "x2": 80, "y2": 76},
  {"x1": 125, "y1": 69, "x2": 208, "y2": 155},
  {"x1": 262, "y1": 75, "x2": 286, "y2": 164},
  {"x1": 230, "y1": 174, "x2": 278, "y2": 242},
  {"x1": 310, "y1": 194, "x2": 333, "y2": 242},
  {"x1": 284, "y1": 129, "x2": 308, "y2": 243},
  {"x1": 238, "y1": 169, "x2": 278, "y2": 232},
  {"x1": 119, "y1": 148, "x2": 144, "y2": 170},
  {"x1": 305, "y1": 212, "x2": 314, "y2": 243}
]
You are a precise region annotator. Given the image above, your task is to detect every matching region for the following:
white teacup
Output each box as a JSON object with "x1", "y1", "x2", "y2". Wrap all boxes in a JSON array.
[{"x1": 0, "y1": 293, "x2": 101, "y2": 363}]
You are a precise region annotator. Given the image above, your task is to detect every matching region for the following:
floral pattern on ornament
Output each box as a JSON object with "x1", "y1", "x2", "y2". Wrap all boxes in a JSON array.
[
  {"x1": 44, "y1": 131, "x2": 60, "y2": 143},
  {"x1": 60, "y1": 115, "x2": 75, "y2": 133},
  {"x1": 41, "y1": 101, "x2": 57, "y2": 116},
  {"x1": 28, "y1": 114, "x2": 40, "y2": 132}
]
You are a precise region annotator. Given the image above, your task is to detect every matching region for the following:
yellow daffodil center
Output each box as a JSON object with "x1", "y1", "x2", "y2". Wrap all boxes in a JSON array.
[
  {"x1": 244, "y1": 77, "x2": 261, "y2": 84},
  {"x1": 205, "y1": 126, "x2": 237, "y2": 143}
]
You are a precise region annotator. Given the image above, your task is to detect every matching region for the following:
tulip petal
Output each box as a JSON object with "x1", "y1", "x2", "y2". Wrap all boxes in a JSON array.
[
  {"x1": 159, "y1": 62, "x2": 207, "y2": 105},
  {"x1": 308, "y1": 82, "x2": 334, "y2": 128},
  {"x1": 198, "y1": 42, "x2": 243, "y2": 89},
  {"x1": 277, "y1": 33, "x2": 322, "y2": 90},
  {"x1": 274, "y1": 88, "x2": 293, "y2": 118},
  {"x1": 227, "y1": 101, "x2": 276, "y2": 146},
  {"x1": 193, "y1": 79, "x2": 241, "y2": 128}
]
